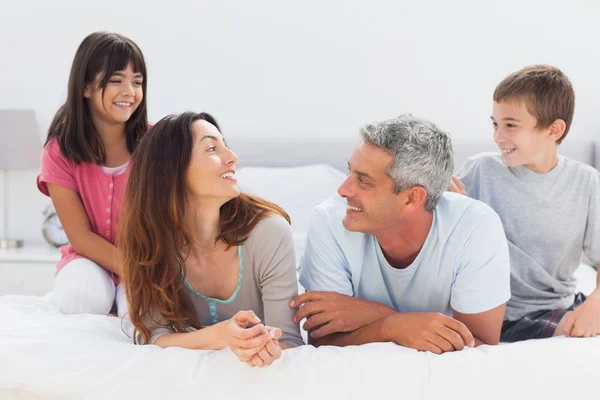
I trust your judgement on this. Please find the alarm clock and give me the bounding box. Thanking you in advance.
[42,205,69,247]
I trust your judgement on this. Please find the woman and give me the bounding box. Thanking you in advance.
[119,112,303,367]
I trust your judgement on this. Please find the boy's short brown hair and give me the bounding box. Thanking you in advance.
[493,65,575,144]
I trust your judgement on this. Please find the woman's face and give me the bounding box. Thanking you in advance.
[186,119,240,203]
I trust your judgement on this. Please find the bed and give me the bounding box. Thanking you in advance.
[1,136,599,400]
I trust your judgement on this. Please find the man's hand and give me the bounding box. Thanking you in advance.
[291,291,394,339]
[384,312,475,354]
[562,293,600,338]
[227,311,276,364]
[447,176,466,195]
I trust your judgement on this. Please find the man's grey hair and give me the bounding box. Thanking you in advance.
[359,114,453,211]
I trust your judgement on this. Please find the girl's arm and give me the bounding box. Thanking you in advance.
[48,183,122,275]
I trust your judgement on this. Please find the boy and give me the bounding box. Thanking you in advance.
[451,65,600,342]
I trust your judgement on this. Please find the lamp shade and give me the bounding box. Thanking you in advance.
[0,109,42,170]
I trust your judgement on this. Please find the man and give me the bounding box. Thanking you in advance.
[293,114,510,353]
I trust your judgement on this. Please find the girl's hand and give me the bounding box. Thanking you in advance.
[227,311,276,363]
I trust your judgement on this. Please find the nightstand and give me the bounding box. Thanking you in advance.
[0,245,60,295]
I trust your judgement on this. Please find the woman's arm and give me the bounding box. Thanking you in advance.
[154,320,229,350]
[48,183,122,275]
[153,311,276,363]
[254,215,304,347]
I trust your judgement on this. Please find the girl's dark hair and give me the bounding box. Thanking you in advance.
[46,31,148,164]
[118,112,290,344]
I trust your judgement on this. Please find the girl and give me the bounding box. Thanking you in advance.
[119,112,304,367]
[37,31,148,316]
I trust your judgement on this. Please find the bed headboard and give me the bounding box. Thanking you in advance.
[227,137,357,172]
[227,136,598,172]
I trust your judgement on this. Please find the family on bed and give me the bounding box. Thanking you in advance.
[35,31,600,367]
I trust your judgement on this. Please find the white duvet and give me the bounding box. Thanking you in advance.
[1,265,599,400]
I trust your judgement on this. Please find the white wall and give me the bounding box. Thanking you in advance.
[1,0,599,244]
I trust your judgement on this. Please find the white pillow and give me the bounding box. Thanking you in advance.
[236,164,346,237]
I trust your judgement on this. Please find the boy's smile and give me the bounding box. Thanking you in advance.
[491,100,560,174]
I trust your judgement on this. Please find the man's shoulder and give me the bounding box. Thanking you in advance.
[312,195,367,244]
[436,192,502,234]
[314,195,349,224]
[438,191,497,213]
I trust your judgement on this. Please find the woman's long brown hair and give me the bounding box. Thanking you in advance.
[118,111,290,344]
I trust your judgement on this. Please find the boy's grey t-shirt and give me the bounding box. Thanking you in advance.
[458,153,600,321]
[147,215,304,347]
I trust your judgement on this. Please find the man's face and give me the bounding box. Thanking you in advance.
[337,141,406,235]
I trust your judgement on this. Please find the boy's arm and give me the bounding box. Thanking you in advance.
[561,172,600,338]
[582,171,600,280]
[454,155,485,199]
[448,176,466,195]
[561,266,600,337]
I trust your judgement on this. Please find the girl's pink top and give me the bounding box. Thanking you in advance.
[37,138,131,283]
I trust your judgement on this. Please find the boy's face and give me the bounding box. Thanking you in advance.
[491,100,557,171]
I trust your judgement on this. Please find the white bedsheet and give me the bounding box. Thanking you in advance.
[1,265,599,400]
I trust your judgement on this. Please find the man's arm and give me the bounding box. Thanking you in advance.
[450,208,511,344]
[291,292,396,340]
[298,206,355,296]
[308,313,391,347]
[453,303,506,345]
[309,311,475,354]
[292,292,475,354]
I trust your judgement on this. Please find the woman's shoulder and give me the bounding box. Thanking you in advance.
[243,213,295,278]
[243,214,293,259]
[249,213,292,241]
